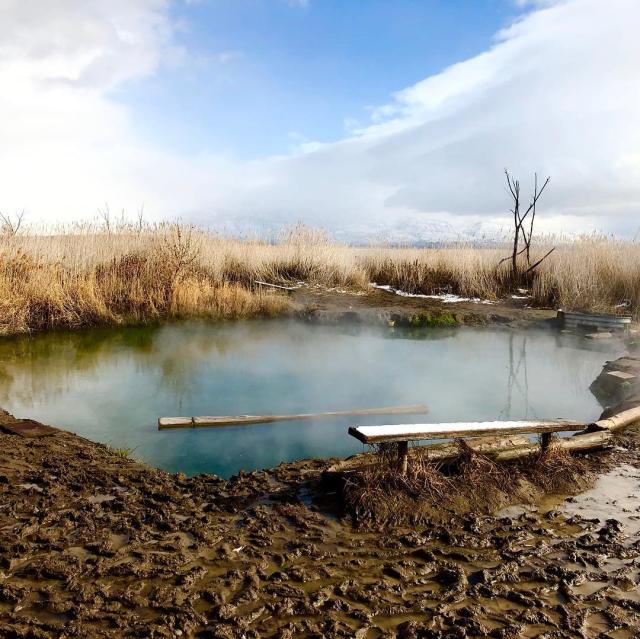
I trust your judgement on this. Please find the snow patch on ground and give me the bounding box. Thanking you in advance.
[353,420,576,439]
[371,283,494,305]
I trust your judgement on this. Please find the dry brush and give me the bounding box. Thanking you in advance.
[0,222,638,336]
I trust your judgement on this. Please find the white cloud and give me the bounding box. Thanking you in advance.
[0,0,639,239]
[0,0,179,89]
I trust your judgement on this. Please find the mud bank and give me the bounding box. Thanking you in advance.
[292,288,560,329]
[1,403,640,638]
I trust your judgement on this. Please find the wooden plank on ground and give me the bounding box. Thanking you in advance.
[254,280,299,291]
[348,419,584,444]
[605,370,636,381]
[325,430,612,476]
[325,434,533,475]
[593,405,640,431]
[0,420,59,438]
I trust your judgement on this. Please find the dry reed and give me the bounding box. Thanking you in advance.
[520,438,590,493]
[343,444,456,527]
[343,438,594,527]
[1,221,638,336]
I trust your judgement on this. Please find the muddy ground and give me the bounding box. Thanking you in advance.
[291,287,560,329]
[1,402,640,639]
[1,304,640,639]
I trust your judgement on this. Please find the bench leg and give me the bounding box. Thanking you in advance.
[541,432,552,452]
[398,441,409,476]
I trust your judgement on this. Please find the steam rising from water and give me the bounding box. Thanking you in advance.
[0,321,624,477]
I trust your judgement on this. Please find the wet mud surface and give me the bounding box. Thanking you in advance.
[292,288,560,329]
[1,404,640,638]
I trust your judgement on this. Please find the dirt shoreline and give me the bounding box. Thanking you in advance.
[291,288,560,329]
[1,403,640,638]
[0,287,564,341]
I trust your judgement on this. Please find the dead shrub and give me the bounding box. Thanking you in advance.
[453,439,517,510]
[520,439,589,493]
[343,436,604,529]
[343,444,456,527]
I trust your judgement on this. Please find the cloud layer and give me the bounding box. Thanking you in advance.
[1,0,639,238]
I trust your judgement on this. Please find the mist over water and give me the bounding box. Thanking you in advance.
[0,321,624,478]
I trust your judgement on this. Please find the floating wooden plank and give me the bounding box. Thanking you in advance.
[158,417,194,428]
[348,419,584,445]
[158,404,429,430]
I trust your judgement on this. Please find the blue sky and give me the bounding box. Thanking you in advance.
[119,0,522,158]
[1,0,639,238]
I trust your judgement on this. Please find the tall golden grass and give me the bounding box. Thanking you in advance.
[0,222,637,336]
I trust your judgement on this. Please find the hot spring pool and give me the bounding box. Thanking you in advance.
[0,321,624,477]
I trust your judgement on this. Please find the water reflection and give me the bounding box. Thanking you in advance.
[502,333,534,419]
[0,321,624,477]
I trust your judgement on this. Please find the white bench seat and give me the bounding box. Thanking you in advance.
[348,419,584,445]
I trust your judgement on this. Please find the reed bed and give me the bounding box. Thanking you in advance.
[0,222,638,336]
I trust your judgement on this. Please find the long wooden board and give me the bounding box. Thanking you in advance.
[348,419,584,444]
[158,404,429,430]
[254,280,299,291]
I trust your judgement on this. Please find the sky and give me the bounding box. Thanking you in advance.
[1,0,639,240]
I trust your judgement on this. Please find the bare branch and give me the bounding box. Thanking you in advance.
[0,210,25,236]
[136,204,145,233]
[498,170,553,285]
[98,204,111,234]
[523,247,556,275]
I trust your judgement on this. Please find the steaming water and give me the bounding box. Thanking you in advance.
[0,321,624,478]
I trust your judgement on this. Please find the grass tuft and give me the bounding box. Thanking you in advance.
[343,444,456,527]
[454,439,514,509]
[520,438,590,493]
[107,445,134,459]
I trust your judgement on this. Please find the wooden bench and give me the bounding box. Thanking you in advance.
[348,419,585,474]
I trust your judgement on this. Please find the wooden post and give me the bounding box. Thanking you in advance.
[540,432,552,451]
[398,441,409,476]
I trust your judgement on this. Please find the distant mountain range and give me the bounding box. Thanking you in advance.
[332,216,510,246]
[207,214,511,246]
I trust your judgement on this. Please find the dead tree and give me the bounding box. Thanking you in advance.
[98,204,111,234]
[0,210,25,236]
[499,170,554,286]
[136,204,145,234]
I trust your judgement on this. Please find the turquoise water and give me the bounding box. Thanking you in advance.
[0,321,623,478]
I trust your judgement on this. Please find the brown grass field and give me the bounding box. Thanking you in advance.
[0,221,638,336]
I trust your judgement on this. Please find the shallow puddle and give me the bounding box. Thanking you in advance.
[559,463,640,538]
